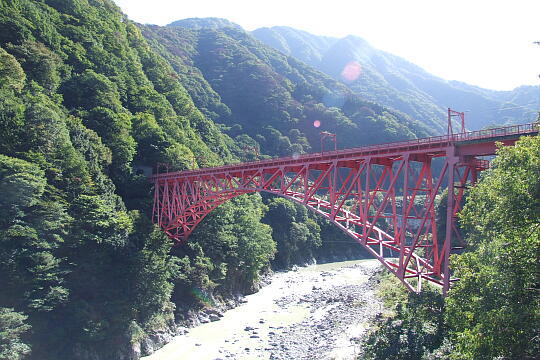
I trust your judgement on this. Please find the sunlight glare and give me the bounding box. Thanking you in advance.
[340,61,362,82]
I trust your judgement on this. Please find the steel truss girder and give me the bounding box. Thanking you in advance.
[152,123,539,293]
[152,146,487,293]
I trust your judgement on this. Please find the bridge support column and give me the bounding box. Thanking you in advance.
[397,154,410,281]
[443,156,458,295]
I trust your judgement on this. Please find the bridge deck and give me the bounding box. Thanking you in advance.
[152,122,537,181]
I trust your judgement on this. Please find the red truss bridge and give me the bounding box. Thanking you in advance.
[151,122,538,294]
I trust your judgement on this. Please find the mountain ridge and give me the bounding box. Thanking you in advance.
[162,17,539,131]
[153,20,434,156]
[251,25,540,130]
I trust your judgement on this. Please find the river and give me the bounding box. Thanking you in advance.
[142,259,383,360]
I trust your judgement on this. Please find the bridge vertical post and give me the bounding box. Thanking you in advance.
[426,159,438,272]
[355,163,364,225]
[471,166,478,184]
[330,161,338,219]
[443,156,458,295]
[303,167,309,198]
[398,154,410,280]
[362,159,371,243]
[448,108,466,135]
[152,178,160,227]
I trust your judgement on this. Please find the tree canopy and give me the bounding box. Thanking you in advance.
[363,134,540,360]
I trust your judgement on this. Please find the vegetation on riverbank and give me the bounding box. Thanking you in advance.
[363,134,540,360]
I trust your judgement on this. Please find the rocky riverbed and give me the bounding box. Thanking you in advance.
[143,259,384,360]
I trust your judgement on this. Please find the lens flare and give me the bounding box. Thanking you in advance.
[340,61,362,82]
[313,120,321,128]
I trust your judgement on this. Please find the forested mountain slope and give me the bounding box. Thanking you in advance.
[142,21,434,159]
[4,4,534,360]
[0,2,429,360]
[253,26,540,130]
[0,1,242,358]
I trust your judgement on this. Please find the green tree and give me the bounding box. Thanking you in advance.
[128,213,179,333]
[0,47,26,154]
[446,136,540,359]
[62,69,123,112]
[363,274,446,360]
[0,308,31,360]
[0,47,26,92]
[0,155,70,357]
[180,194,275,299]
[131,112,170,165]
[84,106,136,176]
[263,197,321,268]
[7,41,63,93]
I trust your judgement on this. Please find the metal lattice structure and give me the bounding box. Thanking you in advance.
[151,122,538,293]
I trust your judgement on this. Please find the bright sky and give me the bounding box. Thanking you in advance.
[113,0,540,91]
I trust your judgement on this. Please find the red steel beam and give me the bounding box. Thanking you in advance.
[151,122,538,292]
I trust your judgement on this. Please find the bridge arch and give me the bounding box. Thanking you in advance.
[165,186,407,279]
[153,152,479,293]
[151,122,538,293]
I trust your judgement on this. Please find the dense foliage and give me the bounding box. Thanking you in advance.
[363,275,447,360]
[253,26,540,131]
[173,194,275,299]
[142,21,432,158]
[363,134,540,359]
[0,0,229,357]
[0,1,408,359]
[448,135,540,359]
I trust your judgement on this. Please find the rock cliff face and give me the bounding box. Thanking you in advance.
[140,321,178,357]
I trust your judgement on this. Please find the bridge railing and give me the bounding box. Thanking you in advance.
[151,122,538,179]
[291,121,539,160]
[323,121,539,156]
[451,122,539,143]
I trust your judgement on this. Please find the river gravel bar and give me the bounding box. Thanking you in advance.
[143,259,383,360]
